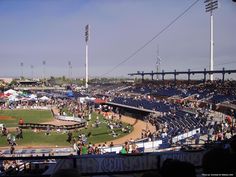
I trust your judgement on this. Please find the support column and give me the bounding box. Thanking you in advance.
[188,69,191,83]
[222,67,225,83]
[203,68,207,83]
[162,70,165,81]
[141,71,144,81]
[174,69,177,83]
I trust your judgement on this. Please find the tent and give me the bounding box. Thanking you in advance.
[94,98,106,104]
[66,90,74,97]
[4,89,18,96]
[28,94,37,101]
[39,96,50,101]
[0,93,7,98]
[8,95,19,102]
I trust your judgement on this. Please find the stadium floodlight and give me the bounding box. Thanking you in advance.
[20,62,24,79]
[85,24,90,89]
[68,61,72,79]
[42,60,46,83]
[204,0,218,81]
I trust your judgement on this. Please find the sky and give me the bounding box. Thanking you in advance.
[0,0,236,79]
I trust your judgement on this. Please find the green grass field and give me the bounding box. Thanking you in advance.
[0,109,54,127]
[0,110,132,147]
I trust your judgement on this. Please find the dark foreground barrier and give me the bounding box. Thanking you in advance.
[0,149,206,176]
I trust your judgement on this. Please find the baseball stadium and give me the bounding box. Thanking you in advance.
[0,0,236,177]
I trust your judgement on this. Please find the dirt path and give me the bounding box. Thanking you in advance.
[105,114,156,145]
[42,119,78,126]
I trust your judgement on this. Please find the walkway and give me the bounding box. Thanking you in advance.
[106,114,156,145]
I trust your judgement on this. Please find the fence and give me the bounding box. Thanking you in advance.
[172,128,200,144]
[55,115,86,123]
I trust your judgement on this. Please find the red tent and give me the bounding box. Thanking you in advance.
[94,98,106,104]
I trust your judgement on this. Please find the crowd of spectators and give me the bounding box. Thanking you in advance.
[0,80,236,175]
[89,80,236,147]
[70,137,140,155]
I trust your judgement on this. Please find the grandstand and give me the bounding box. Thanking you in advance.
[0,0,236,175]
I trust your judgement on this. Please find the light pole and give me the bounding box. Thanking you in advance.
[85,24,89,89]
[204,0,218,81]
[42,60,46,84]
[68,61,71,79]
[70,64,72,80]
[20,62,24,79]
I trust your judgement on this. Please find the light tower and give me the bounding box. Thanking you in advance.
[85,24,89,89]
[68,61,71,79]
[42,60,46,84]
[20,62,24,79]
[204,0,218,81]
[156,45,161,80]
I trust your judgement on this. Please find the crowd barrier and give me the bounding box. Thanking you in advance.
[99,139,163,154]
[55,115,86,123]
[15,106,51,110]
[172,128,200,144]
[19,122,86,130]
[44,150,206,175]
[99,127,200,154]
[0,149,207,176]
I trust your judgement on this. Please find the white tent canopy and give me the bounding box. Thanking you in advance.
[4,89,18,96]
[79,96,96,103]
[8,95,19,102]
[39,96,50,101]
[29,94,37,99]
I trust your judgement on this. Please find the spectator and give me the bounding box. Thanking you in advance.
[119,146,127,154]
[2,126,7,136]
[131,143,139,153]
[194,130,200,145]
[18,118,24,125]
[109,142,114,147]
[81,143,88,155]
[124,141,129,152]
[66,131,72,143]
[207,126,214,142]
[87,144,94,154]
[10,145,15,155]
[46,125,50,135]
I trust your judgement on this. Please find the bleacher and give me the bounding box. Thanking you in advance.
[208,94,236,104]
[111,97,171,112]
[146,109,207,147]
